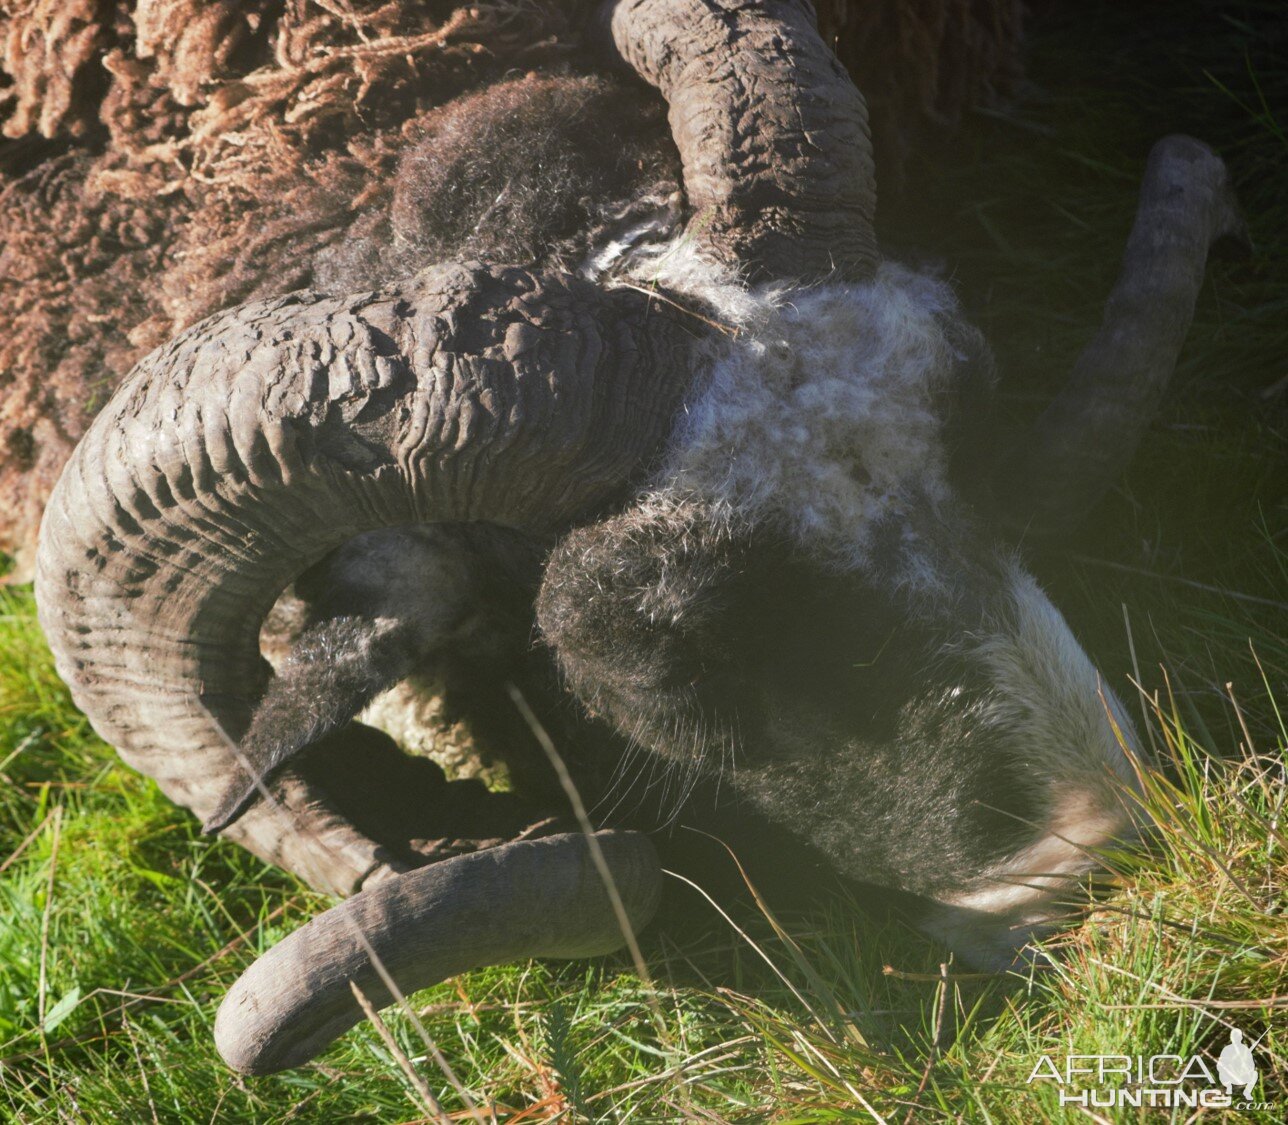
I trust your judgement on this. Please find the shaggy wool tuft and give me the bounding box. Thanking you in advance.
[616,240,972,572]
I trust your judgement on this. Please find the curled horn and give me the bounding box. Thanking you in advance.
[999,135,1249,534]
[599,0,879,282]
[215,832,662,1075]
[38,3,874,894]
[36,265,696,894]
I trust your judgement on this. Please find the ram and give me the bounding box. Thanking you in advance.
[32,0,1244,1074]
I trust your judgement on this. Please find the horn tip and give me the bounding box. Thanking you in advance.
[215,966,352,1075]
[1150,133,1250,256]
[202,784,258,835]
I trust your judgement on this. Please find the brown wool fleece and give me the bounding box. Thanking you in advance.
[0,0,1024,574]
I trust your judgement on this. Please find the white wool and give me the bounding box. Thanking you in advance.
[621,238,966,569]
[919,787,1135,967]
[920,569,1145,965]
[975,565,1142,792]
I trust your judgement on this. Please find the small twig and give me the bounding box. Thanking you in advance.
[350,981,448,1124]
[902,963,951,1125]
[0,810,53,877]
[37,806,64,1032]
[881,966,1006,982]
[612,279,742,337]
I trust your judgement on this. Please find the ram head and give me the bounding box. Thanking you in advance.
[32,0,1246,1074]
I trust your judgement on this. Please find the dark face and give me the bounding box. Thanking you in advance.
[718,556,1046,897]
[535,495,1130,903]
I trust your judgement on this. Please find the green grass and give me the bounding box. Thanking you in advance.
[1,1,1285,1120]
[1,585,1284,1121]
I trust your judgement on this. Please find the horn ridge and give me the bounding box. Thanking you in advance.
[36,265,696,892]
[997,135,1248,535]
[214,831,663,1075]
[599,0,879,281]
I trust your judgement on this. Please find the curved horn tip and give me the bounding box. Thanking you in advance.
[994,132,1248,536]
[213,831,662,1075]
[1150,134,1250,254]
[215,1001,352,1076]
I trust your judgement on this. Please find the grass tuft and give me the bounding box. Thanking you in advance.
[3,573,1282,1118]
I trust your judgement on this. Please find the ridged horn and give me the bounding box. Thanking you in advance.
[998,135,1249,534]
[598,0,878,282]
[215,831,661,1074]
[35,264,697,895]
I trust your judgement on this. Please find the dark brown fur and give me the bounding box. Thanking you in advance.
[0,1,1024,574]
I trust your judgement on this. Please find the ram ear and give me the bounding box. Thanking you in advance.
[535,494,756,748]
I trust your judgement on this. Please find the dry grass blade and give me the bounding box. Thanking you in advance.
[350,981,449,1123]
[664,868,832,1035]
[1095,996,1288,1010]
[1072,555,1288,612]
[121,1013,160,1125]
[0,809,52,878]
[504,681,670,1045]
[1084,958,1288,1071]
[681,826,869,1050]
[0,898,300,1066]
